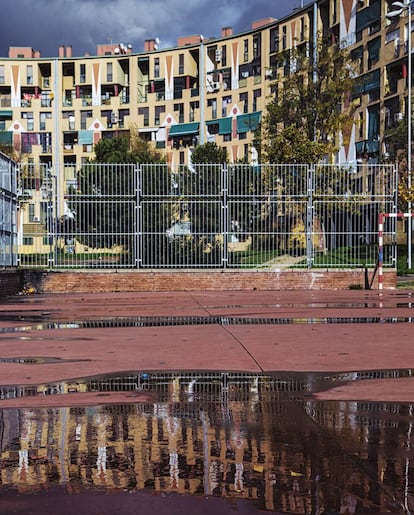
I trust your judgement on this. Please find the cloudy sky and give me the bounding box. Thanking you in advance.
[0,0,311,58]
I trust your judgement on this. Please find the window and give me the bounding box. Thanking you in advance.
[26,65,33,84]
[189,101,198,122]
[386,28,400,44]
[253,89,261,112]
[243,40,249,62]
[39,112,47,130]
[222,96,231,117]
[174,103,184,123]
[154,105,165,125]
[23,112,34,130]
[359,112,364,138]
[300,18,305,41]
[23,237,34,245]
[179,54,184,74]
[138,106,149,126]
[107,62,113,82]
[239,92,248,113]
[253,36,260,59]
[282,26,287,50]
[28,204,35,222]
[221,46,227,66]
[80,63,86,83]
[270,27,279,53]
[80,110,92,130]
[208,98,217,119]
[154,58,160,78]
[0,65,4,84]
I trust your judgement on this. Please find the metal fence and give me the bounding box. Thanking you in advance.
[0,152,17,267]
[17,162,397,269]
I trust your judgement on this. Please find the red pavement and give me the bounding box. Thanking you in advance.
[0,289,413,406]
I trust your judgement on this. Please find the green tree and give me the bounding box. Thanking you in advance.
[70,135,166,261]
[385,119,414,212]
[253,36,357,258]
[190,142,228,164]
[163,143,228,265]
[258,35,355,165]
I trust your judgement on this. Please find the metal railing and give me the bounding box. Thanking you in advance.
[17,162,397,270]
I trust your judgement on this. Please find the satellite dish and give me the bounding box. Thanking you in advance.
[155,37,160,45]
[114,47,120,54]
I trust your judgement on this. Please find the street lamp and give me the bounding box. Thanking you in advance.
[387,1,413,269]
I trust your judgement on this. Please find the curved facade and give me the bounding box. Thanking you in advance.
[0,0,407,168]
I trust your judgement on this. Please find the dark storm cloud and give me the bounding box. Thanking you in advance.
[0,0,310,58]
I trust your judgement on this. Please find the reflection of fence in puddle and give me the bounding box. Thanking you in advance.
[1,369,414,402]
[1,315,414,335]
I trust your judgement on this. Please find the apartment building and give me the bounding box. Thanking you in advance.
[0,0,405,171]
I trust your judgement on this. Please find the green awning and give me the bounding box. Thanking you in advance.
[249,111,262,131]
[237,114,250,134]
[219,117,232,135]
[169,122,199,137]
[78,130,93,145]
[206,118,232,134]
[0,111,13,121]
[237,112,262,134]
[0,131,12,146]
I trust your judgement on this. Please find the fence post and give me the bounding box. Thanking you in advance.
[222,164,228,269]
[136,164,142,269]
[47,166,56,269]
[306,165,313,269]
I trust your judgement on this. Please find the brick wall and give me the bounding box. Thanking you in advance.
[0,270,24,298]
[23,269,396,293]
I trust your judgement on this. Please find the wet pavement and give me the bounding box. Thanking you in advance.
[0,289,414,514]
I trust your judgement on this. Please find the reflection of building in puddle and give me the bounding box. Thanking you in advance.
[0,387,412,513]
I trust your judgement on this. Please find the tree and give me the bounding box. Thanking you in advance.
[69,135,166,260]
[165,142,228,265]
[190,142,228,164]
[258,35,355,165]
[252,36,358,257]
[385,119,414,212]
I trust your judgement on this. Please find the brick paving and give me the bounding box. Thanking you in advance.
[0,289,413,405]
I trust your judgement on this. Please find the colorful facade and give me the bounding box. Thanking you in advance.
[0,0,405,172]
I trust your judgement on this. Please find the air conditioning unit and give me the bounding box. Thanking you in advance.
[211,82,221,91]
[110,111,118,124]
[394,112,404,122]
[33,216,40,223]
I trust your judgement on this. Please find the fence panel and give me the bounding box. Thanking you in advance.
[16,162,397,270]
[0,153,17,267]
[311,163,397,268]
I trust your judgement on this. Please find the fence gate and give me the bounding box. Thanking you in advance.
[16,162,397,270]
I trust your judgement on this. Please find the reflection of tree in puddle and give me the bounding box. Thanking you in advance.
[0,393,412,513]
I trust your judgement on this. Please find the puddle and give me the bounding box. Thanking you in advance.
[0,356,91,364]
[0,371,413,514]
[0,315,413,334]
